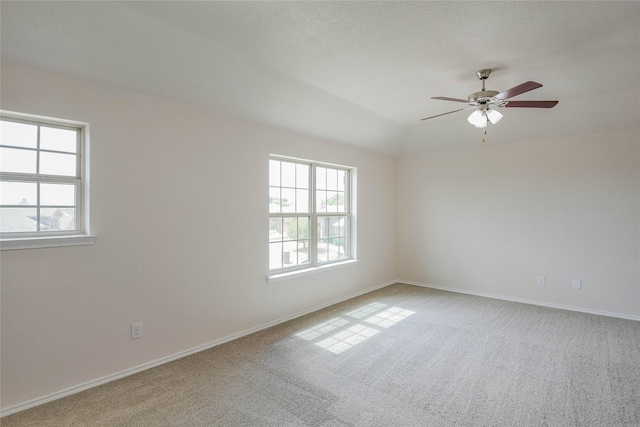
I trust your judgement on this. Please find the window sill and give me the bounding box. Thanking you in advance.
[268,259,359,284]
[1,234,98,251]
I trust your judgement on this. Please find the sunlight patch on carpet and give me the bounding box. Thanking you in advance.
[294,302,416,354]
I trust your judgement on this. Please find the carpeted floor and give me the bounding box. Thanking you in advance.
[3,283,640,426]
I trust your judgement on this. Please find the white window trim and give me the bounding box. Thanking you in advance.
[268,155,357,280]
[267,259,360,284]
[0,110,96,250]
[1,234,97,251]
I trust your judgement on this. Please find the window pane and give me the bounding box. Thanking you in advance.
[319,214,349,261]
[40,127,77,153]
[291,241,307,266]
[317,239,329,262]
[0,207,37,232]
[332,216,343,237]
[269,218,282,242]
[281,161,296,188]
[340,238,349,259]
[326,191,338,213]
[0,181,37,206]
[340,216,350,238]
[337,170,347,191]
[283,240,297,267]
[40,208,76,231]
[270,242,283,270]
[41,183,75,206]
[296,189,309,213]
[296,164,309,189]
[318,215,348,240]
[281,188,295,213]
[269,187,281,213]
[334,216,348,238]
[0,147,36,174]
[316,190,327,213]
[328,238,349,261]
[316,167,327,190]
[333,192,347,213]
[40,152,76,176]
[317,216,329,239]
[283,217,297,241]
[326,168,338,191]
[0,120,37,149]
[269,160,280,186]
[297,241,310,264]
[298,216,309,239]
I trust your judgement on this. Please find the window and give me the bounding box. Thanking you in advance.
[269,156,354,273]
[0,111,94,249]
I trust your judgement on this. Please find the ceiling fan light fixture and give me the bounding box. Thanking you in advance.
[486,108,503,124]
[467,110,488,128]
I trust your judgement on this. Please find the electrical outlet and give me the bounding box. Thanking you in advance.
[131,322,143,339]
[537,276,546,286]
[572,279,582,290]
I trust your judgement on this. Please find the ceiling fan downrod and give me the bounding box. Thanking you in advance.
[476,69,492,91]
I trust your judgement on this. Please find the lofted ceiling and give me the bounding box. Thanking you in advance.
[1,1,639,154]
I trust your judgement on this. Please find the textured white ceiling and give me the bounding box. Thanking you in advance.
[2,1,639,153]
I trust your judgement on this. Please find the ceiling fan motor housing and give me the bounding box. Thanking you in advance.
[469,69,499,105]
[468,90,499,105]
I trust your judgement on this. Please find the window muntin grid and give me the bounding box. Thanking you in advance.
[269,157,351,272]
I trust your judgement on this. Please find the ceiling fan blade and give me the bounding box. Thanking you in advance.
[431,96,468,103]
[420,107,474,121]
[504,100,558,108]
[495,81,543,100]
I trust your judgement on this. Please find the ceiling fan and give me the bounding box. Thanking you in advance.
[420,69,558,128]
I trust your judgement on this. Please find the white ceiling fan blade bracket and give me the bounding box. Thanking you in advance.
[490,98,509,108]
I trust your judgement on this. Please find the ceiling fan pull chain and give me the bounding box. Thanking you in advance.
[483,129,487,143]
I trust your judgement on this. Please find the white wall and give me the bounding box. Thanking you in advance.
[398,129,640,318]
[2,60,639,414]
[0,62,398,411]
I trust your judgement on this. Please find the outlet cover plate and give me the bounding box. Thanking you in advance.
[131,322,143,339]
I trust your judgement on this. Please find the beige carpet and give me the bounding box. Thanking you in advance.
[3,283,640,426]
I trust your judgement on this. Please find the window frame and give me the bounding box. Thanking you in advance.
[0,110,96,250]
[269,155,356,278]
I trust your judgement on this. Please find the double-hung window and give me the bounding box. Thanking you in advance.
[269,156,354,273]
[0,111,94,249]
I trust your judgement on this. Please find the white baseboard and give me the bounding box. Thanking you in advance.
[400,280,640,321]
[0,280,396,418]
[7,279,633,417]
